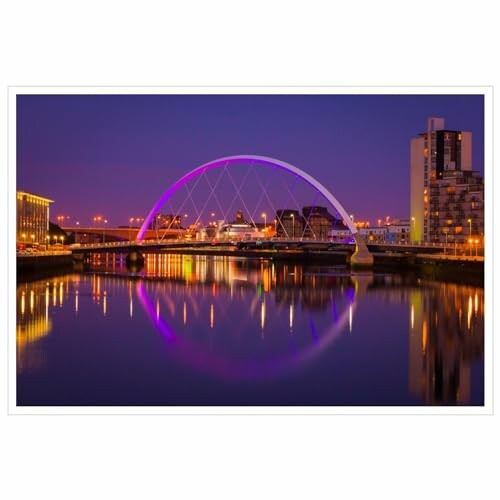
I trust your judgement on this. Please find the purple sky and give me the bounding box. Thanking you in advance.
[16,94,484,227]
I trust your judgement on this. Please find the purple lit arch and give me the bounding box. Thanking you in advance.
[137,155,358,241]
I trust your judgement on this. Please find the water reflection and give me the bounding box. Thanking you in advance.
[408,283,484,405]
[16,254,484,405]
[17,281,54,373]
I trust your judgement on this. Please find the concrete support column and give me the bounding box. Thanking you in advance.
[350,233,374,269]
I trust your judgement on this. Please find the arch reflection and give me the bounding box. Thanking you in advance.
[136,257,366,380]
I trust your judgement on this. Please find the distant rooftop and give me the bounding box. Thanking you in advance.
[16,190,54,203]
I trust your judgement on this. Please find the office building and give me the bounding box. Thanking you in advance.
[275,209,304,238]
[301,206,336,239]
[16,191,53,245]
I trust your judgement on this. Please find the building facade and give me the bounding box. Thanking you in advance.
[429,170,484,244]
[16,191,53,245]
[275,209,304,238]
[386,220,410,244]
[301,206,335,239]
[410,117,473,243]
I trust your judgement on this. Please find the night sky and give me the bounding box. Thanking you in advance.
[16,93,484,227]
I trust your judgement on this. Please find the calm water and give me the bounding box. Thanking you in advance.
[16,254,484,406]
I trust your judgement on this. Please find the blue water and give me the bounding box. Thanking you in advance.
[16,254,484,406]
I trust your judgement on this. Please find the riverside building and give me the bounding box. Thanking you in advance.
[410,117,483,244]
[16,191,53,245]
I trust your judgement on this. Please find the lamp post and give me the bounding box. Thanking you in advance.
[467,218,472,256]
[443,227,449,255]
[261,212,267,235]
[291,213,295,239]
[103,219,107,243]
[475,239,479,257]
[411,217,415,243]
[274,219,277,237]
[129,217,134,242]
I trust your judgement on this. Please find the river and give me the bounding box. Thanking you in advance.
[16,253,484,406]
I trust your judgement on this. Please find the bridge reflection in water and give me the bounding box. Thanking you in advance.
[16,253,484,405]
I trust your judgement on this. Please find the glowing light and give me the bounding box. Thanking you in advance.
[467,296,472,330]
[422,320,428,353]
[156,298,160,320]
[260,300,266,333]
[349,304,353,332]
[103,291,107,316]
[75,290,79,314]
[474,293,478,314]
[59,282,63,307]
[289,303,294,332]
[45,286,49,320]
[129,297,133,318]
[30,290,34,314]
[137,155,359,241]
[183,301,187,325]
[21,292,25,315]
[410,304,414,330]
[210,303,214,329]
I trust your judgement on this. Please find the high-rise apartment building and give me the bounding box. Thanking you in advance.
[429,170,483,244]
[410,117,482,244]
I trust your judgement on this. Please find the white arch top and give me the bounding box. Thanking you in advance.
[137,155,358,240]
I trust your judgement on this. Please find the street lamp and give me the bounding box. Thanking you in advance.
[103,219,108,243]
[261,212,267,235]
[443,227,449,255]
[467,218,472,256]
[291,213,295,239]
[475,239,479,257]
[129,217,134,242]
[60,235,65,246]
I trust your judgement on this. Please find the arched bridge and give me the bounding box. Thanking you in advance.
[137,155,373,268]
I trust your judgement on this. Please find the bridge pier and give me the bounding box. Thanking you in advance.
[350,234,374,269]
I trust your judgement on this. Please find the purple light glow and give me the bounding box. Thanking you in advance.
[135,280,355,381]
[137,155,358,240]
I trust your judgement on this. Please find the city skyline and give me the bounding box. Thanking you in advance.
[16,93,484,226]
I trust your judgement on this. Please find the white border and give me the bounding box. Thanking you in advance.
[8,86,493,416]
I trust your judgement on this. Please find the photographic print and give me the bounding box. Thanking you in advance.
[13,89,486,411]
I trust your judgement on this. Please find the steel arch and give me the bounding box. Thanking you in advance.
[137,155,358,241]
